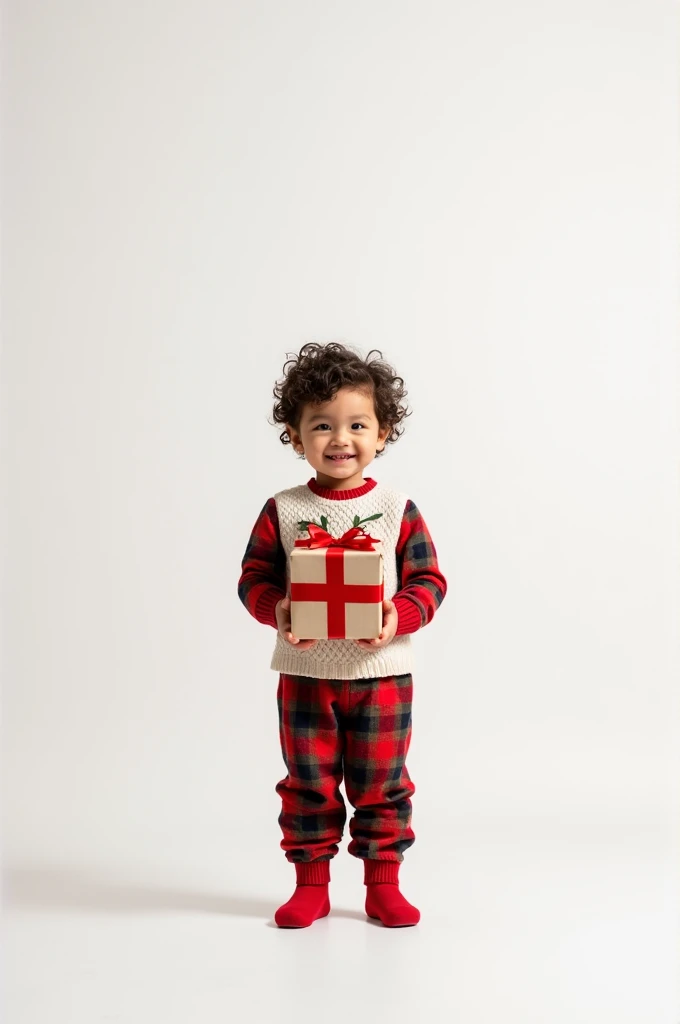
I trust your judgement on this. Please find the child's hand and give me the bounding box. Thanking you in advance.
[275,595,318,651]
[354,599,398,650]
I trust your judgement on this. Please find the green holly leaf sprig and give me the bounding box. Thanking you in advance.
[297,514,330,533]
[352,513,383,529]
[297,512,383,535]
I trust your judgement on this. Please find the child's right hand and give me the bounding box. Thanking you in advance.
[275,595,318,650]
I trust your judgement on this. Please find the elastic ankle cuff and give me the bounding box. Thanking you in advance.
[364,859,400,885]
[295,859,331,885]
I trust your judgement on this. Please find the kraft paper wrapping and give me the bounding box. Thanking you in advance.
[289,540,384,640]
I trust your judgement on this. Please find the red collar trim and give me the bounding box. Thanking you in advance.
[306,476,377,500]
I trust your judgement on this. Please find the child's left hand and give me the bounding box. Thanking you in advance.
[354,599,398,650]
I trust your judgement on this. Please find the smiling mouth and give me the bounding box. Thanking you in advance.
[326,455,355,461]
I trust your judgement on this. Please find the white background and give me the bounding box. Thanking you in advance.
[2,2,678,1022]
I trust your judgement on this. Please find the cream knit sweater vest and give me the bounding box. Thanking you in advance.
[270,481,415,679]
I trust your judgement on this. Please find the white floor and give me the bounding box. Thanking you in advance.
[3,818,676,1024]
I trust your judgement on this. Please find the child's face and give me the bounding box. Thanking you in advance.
[286,386,390,488]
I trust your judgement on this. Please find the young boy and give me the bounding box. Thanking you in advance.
[237,342,447,928]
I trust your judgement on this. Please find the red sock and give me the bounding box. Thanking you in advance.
[364,860,420,927]
[275,860,331,928]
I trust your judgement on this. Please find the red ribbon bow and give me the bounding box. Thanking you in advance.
[294,523,379,550]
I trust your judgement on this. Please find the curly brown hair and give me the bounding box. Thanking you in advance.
[270,341,411,459]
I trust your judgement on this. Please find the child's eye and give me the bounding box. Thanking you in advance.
[313,423,365,431]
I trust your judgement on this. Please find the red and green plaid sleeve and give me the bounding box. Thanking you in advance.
[392,499,448,635]
[237,498,287,628]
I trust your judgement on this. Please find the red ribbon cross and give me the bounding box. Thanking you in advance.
[291,524,384,639]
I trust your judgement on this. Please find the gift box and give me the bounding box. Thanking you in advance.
[290,517,384,640]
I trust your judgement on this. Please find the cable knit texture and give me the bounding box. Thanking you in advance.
[270,480,413,679]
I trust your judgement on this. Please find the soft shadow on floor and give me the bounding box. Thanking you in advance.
[262,913,376,929]
[5,863,282,919]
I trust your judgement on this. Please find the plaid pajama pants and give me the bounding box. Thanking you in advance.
[275,671,416,864]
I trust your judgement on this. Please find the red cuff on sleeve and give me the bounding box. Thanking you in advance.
[255,588,286,629]
[393,595,423,635]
